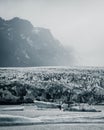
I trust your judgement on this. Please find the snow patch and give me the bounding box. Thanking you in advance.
[8,33,10,36]
[25,53,30,59]
[26,37,33,47]
[20,34,26,39]
[7,28,12,31]
[23,50,30,59]
[7,31,13,40]
[32,28,40,34]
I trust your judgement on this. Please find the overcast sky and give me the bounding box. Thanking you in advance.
[0,0,104,66]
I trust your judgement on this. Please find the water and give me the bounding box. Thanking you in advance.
[1,123,104,130]
[0,105,104,130]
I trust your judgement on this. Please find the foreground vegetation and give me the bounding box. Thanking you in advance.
[0,67,104,105]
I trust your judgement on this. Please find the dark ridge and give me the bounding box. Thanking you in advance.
[0,17,74,67]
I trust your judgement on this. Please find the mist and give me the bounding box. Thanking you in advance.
[0,0,104,66]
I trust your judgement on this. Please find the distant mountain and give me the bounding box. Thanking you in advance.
[0,17,73,67]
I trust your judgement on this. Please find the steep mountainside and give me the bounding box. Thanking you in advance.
[0,17,73,67]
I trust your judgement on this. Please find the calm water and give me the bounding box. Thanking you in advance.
[0,105,104,130]
[1,124,104,130]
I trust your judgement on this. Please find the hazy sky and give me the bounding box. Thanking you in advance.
[0,0,104,66]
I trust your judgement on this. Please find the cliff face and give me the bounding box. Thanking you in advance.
[0,17,72,67]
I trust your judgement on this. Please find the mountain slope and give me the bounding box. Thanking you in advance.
[0,17,73,67]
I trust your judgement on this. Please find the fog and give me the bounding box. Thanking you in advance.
[0,0,104,66]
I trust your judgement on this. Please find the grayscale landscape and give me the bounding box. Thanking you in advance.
[0,0,104,130]
[0,67,104,130]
